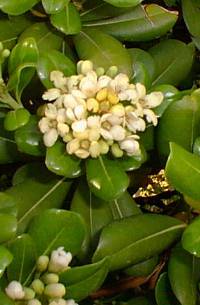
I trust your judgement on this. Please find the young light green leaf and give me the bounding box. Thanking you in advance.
[6,163,72,233]
[59,258,109,301]
[182,0,200,37]
[155,272,180,305]
[0,213,17,243]
[149,39,194,86]
[37,50,76,89]
[50,3,81,35]
[156,94,200,158]
[74,28,132,77]
[28,209,86,256]
[103,0,142,7]
[165,142,200,200]
[7,234,37,285]
[0,246,13,278]
[42,0,67,14]
[168,243,200,305]
[0,0,39,15]
[93,214,185,271]
[83,5,178,42]
[0,192,17,216]
[124,256,159,277]
[45,140,82,178]
[182,216,200,257]
[19,22,63,53]
[86,155,129,201]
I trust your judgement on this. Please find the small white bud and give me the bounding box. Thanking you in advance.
[28,299,42,305]
[106,66,118,78]
[24,287,35,300]
[97,75,112,90]
[38,117,50,134]
[43,89,61,101]
[31,279,44,295]
[43,128,58,147]
[50,71,66,89]
[74,105,86,120]
[44,283,66,298]
[49,299,68,305]
[63,94,77,109]
[48,247,72,273]
[74,149,90,159]
[57,108,66,123]
[120,138,141,156]
[79,77,97,98]
[111,143,123,158]
[143,109,158,126]
[67,139,80,154]
[71,119,87,133]
[89,141,101,158]
[144,92,164,108]
[45,103,58,120]
[5,281,25,300]
[42,273,59,284]
[136,83,146,99]
[88,128,100,142]
[80,60,93,75]
[36,255,49,272]
[65,299,79,305]
[110,125,126,141]
[57,123,70,137]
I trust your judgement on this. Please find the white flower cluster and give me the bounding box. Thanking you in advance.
[5,247,77,305]
[38,61,163,159]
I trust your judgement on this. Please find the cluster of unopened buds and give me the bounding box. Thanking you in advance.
[38,60,164,159]
[5,247,78,305]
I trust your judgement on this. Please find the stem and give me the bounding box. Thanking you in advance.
[1,91,21,110]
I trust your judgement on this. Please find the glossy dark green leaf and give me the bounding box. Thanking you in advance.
[124,256,158,277]
[149,39,194,86]
[37,50,76,89]
[83,5,178,42]
[139,126,154,151]
[19,23,63,52]
[0,192,17,216]
[182,216,200,257]
[103,0,142,7]
[28,209,85,256]
[0,16,32,49]
[6,163,72,233]
[0,246,13,278]
[168,243,200,305]
[0,213,17,243]
[60,258,109,301]
[182,0,200,37]
[7,234,36,285]
[165,143,200,200]
[132,62,151,88]
[0,292,14,305]
[8,38,39,101]
[42,0,67,14]
[14,115,45,157]
[86,155,129,201]
[74,28,132,77]
[156,94,200,158]
[155,272,180,305]
[51,3,81,35]
[45,140,81,178]
[0,0,39,15]
[4,109,30,132]
[117,145,147,171]
[71,181,141,258]
[93,214,185,271]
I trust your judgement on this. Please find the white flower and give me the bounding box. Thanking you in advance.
[63,94,78,109]
[136,83,146,99]
[65,299,79,305]
[97,75,112,90]
[110,125,126,141]
[78,60,93,75]
[120,137,141,156]
[38,117,50,134]
[67,139,80,154]
[74,105,86,120]
[5,281,25,300]
[79,72,97,98]
[87,115,101,128]
[43,88,61,101]
[144,92,163,108]
[57,108,66,123]
[28,299,42,305]
[45,103,57,120]
[43,129,58,147]
[126,112,146,133]
[57,123,69,137]
[72,119,87,133]
[48,247,72,273]
[50,71,66,89]
[143,109,158,126]
[75,148,90,159]
[49,299,68,305]
[66,75,82,91]
[89,141,101,158]
[110,73,129,92]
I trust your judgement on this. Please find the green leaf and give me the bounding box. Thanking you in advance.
[0,0,39,15]
[117,145,147,171]
[124,256,159,277]
[168,243,200,305]
[86,155,129,201]
[0,291,14,305]
[28,209,85,256]
[74,28,132,77]
[156,94,200,159]
[19,22,63,53]
[45,140,82,178]
[103,0,142,7]
[42,0,67,14]
[7,234,36,285]
[182,216,200,257]
[182,0,200,37]
[59,258,109,301]
[0,246,13,278]
[120,296,154,305]
[14,115,45,157]
[37,50,76,89]
[193,137,200,156]
[4,109,30,132]
[71,181,141,258]
[5,163,72,233]
[149,39,194,86]
[0,213,17,243]
[93,214,185,271]
[0,192,17,216]
[83,5,178,42]
[0,16,32,50]
[51,3,81,35]
[8,37,39,101]
[165,143,200,200]
[155,272,180,305]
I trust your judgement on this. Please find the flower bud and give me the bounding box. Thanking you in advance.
[96,67,105,77]
[65,299,79,305]
[5,281,25,300]
[49,299,67,305]
[106,66,118,78]
[36,255,49,272]
[28,299,42,305]
[99,140,109,154]
[89,141,101,158]
[2,49,10,58]
[31,279,44,295]
[44,283,66,299]
[80,60,93,75]
[48,247,72,273]
[111,143,123,158]
[43,128,58,147]
[24,287,35,300]
[42,273,59,285]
